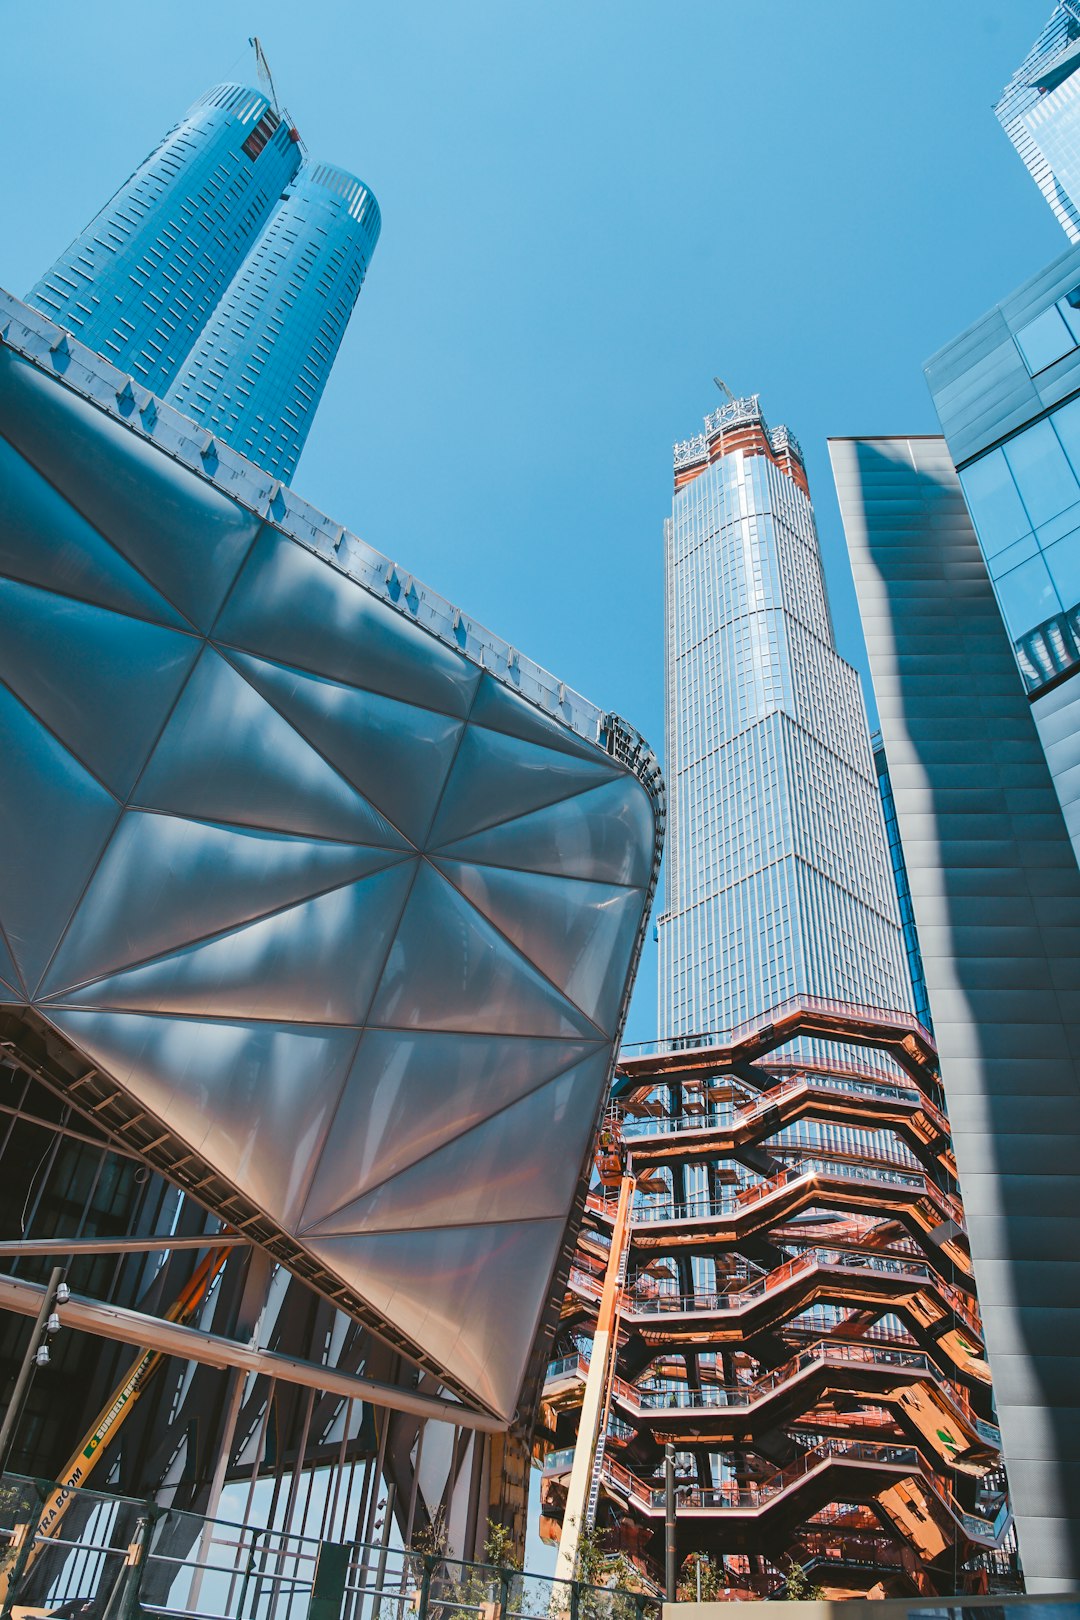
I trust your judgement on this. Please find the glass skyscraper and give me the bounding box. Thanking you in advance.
[995,2,1080,242]
[165,164,381,484]
[27,85,303,396]
[26,83,379,485]
[657,395,911,1041]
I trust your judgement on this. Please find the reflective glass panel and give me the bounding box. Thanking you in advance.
[987,532,1039,579]
[1003,419,1080,527]
[1015,304,1076,373]
[959,450,1031,558]
[1035,500,1080,549]
[1052,392,1080,474]
[1042,531,1080,611]
[993,552,1062,639]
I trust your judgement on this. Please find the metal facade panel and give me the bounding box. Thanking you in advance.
[926,241,1080,467]
[1033,673,1080,862]
[830,433,1080,1589]
[0,303,662,1423]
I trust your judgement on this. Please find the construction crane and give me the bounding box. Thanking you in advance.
[0,1245,231,1612]
[249,36,280,115]
[713,376,735,401]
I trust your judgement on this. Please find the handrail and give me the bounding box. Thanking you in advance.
[569,1241,981,1335]
[591,1438,1007,1543]
[619,1070,937,1142]
[618,995,934,1062]
[624,1156,963,1226]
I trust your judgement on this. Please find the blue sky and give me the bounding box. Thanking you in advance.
[2,0,1065,1055]
[3,0,1071,1575]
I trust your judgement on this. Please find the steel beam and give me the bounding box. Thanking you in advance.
[0,1271,504,1434]
[0,1233,248,1257]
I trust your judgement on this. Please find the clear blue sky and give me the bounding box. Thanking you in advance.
[2,0,1065,1055]
[3,1,1069,1573]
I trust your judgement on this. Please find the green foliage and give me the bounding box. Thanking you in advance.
[781,1557,825,1601]
[675,1552,725,1602]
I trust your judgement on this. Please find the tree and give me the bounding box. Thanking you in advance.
[781,1557,825,1600]
[676,1553,725,1602]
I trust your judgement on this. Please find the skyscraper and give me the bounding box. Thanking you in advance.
[658,394,911,1042]
[27,84,303,396]
[923,242,1080,863]
[26,82,380,485]
[165,163,381,484]
[831,433,1080,1592]
[535,397,1011,1599]
[995,2,1080,242]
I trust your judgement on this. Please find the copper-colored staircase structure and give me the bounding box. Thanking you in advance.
[535,998,1020,1598]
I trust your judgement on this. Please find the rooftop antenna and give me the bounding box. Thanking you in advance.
[713,376,735,402]
[250,36,280,116]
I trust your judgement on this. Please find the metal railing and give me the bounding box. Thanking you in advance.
[619,1069,931,1140]
[0,1473,658,1620]
[618,994,933,1062]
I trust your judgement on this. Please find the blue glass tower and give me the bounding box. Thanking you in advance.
[658,396,911,1042]
[26,84,303,396]
[165,163,381,484]
[995,3,1080,242]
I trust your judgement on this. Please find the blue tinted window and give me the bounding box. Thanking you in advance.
[959,450,1031,558]
[1015,305,1076,373]
[1004,419,1080,527]
[1052,393,1080,474]
[987,532,1039,579]
[1043,530,1080,611]
[994,552,1061,639]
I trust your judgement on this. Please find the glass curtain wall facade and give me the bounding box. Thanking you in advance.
[872,736,933,1035]
[995,2,1080,242]
[25,83,379,486]
[26,85,302,397]
[657,396,911,1042]
[924,239,1080,861]
[165,164,381,484]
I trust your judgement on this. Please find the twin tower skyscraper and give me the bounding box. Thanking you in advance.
[27,82,380,484]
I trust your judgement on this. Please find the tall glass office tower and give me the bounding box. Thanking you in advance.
[26,85,303,396]
[165,164,381,484]
[995,2,1080,242]
[25,83,379,484]
[657,395,910,1040]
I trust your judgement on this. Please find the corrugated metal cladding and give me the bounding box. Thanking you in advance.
[0,302,661,1426]
[830,433,1080,1592]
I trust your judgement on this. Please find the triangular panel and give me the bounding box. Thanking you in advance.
[0,351,260,631]
[214,527,480,718]
[0,682,119,992]
[0,433,189,629]
[367,862,598,1037]
[434,859,644,1033]
[306,1218,566,1419]
[43,813,404,996]
[427,724,620,849]
[134,650,408,847]
[0,578,200,797]
[436,775,655,886]
[41,1007,358,1231]
[0,925,24,999]
[226,649,464,844]
[49,860,418,1025]
[305,1048,609,1235]
[300,1031,603,1230]
[467,673,610,763]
